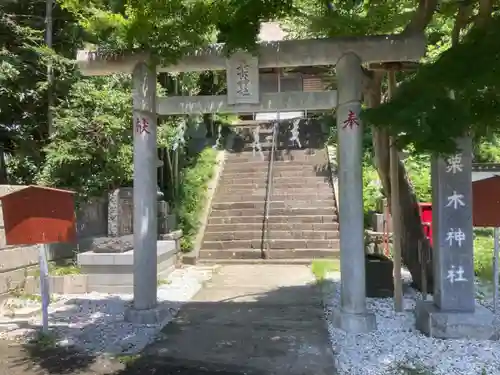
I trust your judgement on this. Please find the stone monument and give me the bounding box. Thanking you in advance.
[415,137,497,339]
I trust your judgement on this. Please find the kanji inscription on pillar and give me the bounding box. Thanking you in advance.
[226,51,259,105]
[135,116,150,135]
[432,138,475,312]
[342,110,360,129]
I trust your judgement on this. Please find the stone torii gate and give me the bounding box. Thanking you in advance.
[77,33,424,331]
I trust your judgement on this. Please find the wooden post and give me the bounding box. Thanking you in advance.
[388,70,403,312]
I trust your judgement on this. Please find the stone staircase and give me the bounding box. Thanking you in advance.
[199,120,340,263]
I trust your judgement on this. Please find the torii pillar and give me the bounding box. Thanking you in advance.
[130,62,158,311]
[333,52,376,333]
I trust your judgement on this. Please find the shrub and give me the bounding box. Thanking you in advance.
[175,147,217,251]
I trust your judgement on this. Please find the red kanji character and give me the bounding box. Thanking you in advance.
[135,117,150,135]
[342,110,359,129]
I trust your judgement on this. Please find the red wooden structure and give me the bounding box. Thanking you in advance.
[472,175,500,227]
[418,203,433,246]
[0,185,76,245]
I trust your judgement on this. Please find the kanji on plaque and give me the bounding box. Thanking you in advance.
[445,153,463,174]
[235,63,251,97]
[446,265,467,284]
[135,117,150,135]
[446,190,465,209]
[446,228,466,247]
[342,110,359,129]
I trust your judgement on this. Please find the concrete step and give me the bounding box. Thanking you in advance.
[203,230,339,241]
[226,153,327,163]
[205,222,339,232]
[209,207,336,217]
[211,200,336,211]
[213,193,335,203]
[208,214,338,225]
[219,176,330,186]
[215,189,334,198]
[199,248,339,260]
[217,184,333,192]
[196,258,334,265]
[202,239,339,250]
[217,185,333,192]
[223,161,329,172]
[226,148,327,158]
[222,168,331,179]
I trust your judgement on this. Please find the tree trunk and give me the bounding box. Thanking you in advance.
[361,0,440,292]
[366,72,433,291]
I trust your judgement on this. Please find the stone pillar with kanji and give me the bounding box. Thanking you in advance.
[130,62,158,311]
[331,52,376,333]
[416,137,496,339]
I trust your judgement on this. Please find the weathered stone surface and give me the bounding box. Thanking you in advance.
[90,235,134,253]
[415,300,497,340]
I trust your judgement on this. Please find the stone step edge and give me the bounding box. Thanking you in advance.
[200,238,340,247]
[195,259,336,265]
[203,229,339,235]
[211,202,336,207]
[199,248,340,253]
[208,214,338,219]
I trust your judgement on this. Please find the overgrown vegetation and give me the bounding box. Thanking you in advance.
[176,147,217,251]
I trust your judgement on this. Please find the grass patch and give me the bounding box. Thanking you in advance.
[311,259,340,281]
[157,278,171,286]
[474,228,496,282]
[9,289,56,303]
[31,261,81,277]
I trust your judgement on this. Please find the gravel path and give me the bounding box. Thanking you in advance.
[324,272,500,375]
[0,266,216,356]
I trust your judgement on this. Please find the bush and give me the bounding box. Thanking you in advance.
[37,75,133,199]
[175,147,217,251]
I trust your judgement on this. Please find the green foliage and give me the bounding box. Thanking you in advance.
[362,149,431,226]
[0,0,83,183]
[474,228,495,282]
[363,15,500,155]
[175,147,217,251]
[37,75,133,198]
[285,0,416,38]
[474,134,500,163]
[61,0,295,60]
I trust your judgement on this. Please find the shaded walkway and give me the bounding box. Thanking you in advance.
[138,265,336,375]
[0,265,336,375]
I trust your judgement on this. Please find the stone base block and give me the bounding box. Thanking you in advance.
[124,302,176,325]
[415,300,498,340]
[330,307,377,333]
[24,275,89,295]
[77,240,178,294]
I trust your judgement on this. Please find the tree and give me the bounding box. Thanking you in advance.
[37,75,134,197]
[60,0,498,289]
[0,0,83,182]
